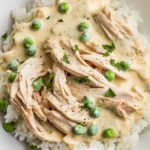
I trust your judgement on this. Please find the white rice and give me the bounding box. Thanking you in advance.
[4,103,150,150]
[1,0,150,150]
[4,105,20,123]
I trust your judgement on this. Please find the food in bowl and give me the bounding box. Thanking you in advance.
[0,0,150,150]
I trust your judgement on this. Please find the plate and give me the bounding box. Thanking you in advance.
[0,0,150,150]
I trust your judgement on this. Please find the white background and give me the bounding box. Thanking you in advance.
[0,0,150,150]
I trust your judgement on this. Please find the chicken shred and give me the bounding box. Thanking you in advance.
[45,38,114,88]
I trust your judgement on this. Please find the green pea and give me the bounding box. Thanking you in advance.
[3,122,15,133]
[90,107,100,118]
[8,60,19,71]
[32,78,44,92]
[8,72,16,83]
[103,128,116,138]
[104,70,116,82]
[0,99,6,110]
[29,145,39,150]
[32,20,42,30]
[58,2,70,13]
[78,22,89,32]
[88,124,98,136]
[73,124,86,135]
[80,31,91,42]
[23,37,34,49]
[26,45,37,56]
[83,96,95,109]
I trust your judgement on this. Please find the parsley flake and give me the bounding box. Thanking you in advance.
[43,72,55,90]
[74,76,89,84]
[102,42,115,56]
[63,53,70,64]
[1,32,8,41]
[105,88,116,97]
[110,59,130,71]
[73,44,79,52]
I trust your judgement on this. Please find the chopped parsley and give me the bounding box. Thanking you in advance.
[1,32,8,41]
[102,42,115,56]
[74,76,89,84]
[105,88,116,97]
[110,59,130,71]
[58,19,64,22]
[63,53,70,64]
[43,72,55,90]
[32,72,55,92]
[17,59,25,64]
[29,145,39,150]
[72,44,79,52]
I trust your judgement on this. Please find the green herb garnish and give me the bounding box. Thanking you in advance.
[73,44,79,52]
[105,88,116,97]
[29,145,39,150]
[17,59,25,64]
[74,76,89,84]
[63,53,70,64]
[102,42,115,56]
[43,72,55,90]
[1,32,8,40]
[110,59,130,71]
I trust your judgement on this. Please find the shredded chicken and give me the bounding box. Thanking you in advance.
[85,42,106,54]
[45,38,114,88]
[9,58,47,120]
[53,63,78,104]
[68,80,143,118]
[69,79,108,101]
[49,64,91,124]
[18,58,47,107]
[97,94,143,118]
[93,7,145,55]
[10,92,63,142]
[93,7,133,40]
[44,109,76,134]
[81,53,128,79]
[46,92,90,125]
